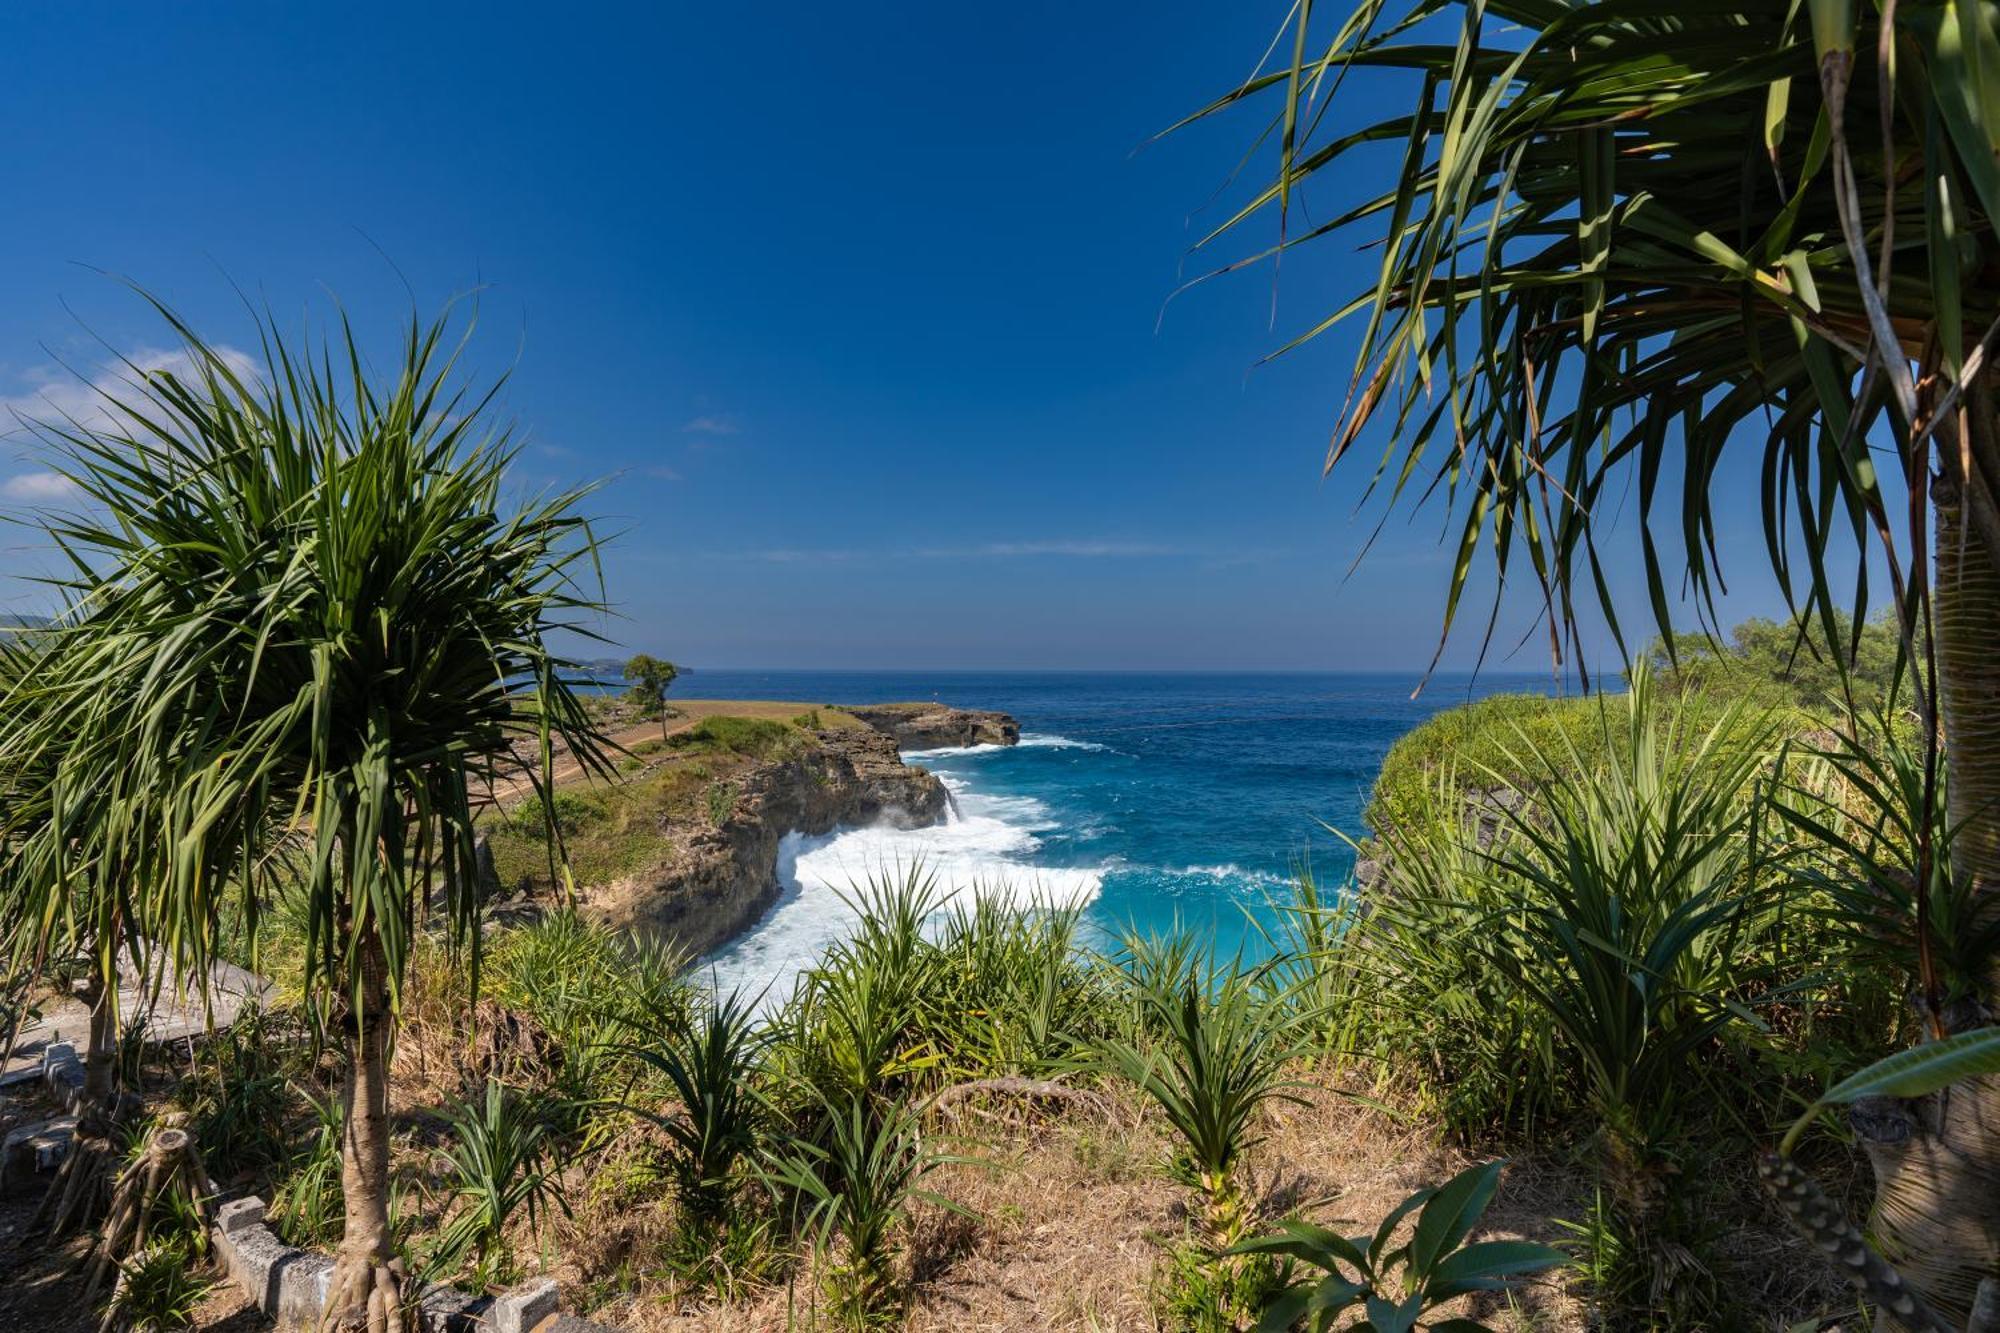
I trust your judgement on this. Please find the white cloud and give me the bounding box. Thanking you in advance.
[0,344,259,439]
[644,465,684,481]
[681,414,741,437]
[1,471,78,501]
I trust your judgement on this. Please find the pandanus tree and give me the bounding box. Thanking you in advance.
[0,631,146,1233]
[7,295,613,1331]
[1180,0,1999,1321]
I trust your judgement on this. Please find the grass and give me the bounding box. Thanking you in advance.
[481,704,863,892]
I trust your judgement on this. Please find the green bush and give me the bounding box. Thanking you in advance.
[504,789,604,840]
[101,1241,217,1331]
[670,715,801,760]
[425,1078,569,1290]
[1365,692,1605,834]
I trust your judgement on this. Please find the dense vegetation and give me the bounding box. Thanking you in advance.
[14,627,1989,1331]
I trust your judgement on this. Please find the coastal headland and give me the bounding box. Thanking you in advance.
[481,700,1019,958]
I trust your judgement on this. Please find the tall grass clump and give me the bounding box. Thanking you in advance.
[425,1078,569,1290]
[764,1088,968,1328]
[619,988,767,1238]
[1100,929,1311,1249]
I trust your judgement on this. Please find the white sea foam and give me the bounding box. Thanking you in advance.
[1018,733,1111,751]
[904,732,1110,760]
[696,778,1103,1005]
[1171,862,1293,891]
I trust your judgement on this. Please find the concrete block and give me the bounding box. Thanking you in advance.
[1,1116,76,1184]
[216,1195,267,1237]
[412,1281,488,1333]
[493,1277,560,1333]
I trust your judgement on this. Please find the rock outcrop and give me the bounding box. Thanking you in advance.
[845,703,1021,751]
[585,724,948,959]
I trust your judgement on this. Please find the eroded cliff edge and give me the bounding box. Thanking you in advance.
[499,704,1017,960]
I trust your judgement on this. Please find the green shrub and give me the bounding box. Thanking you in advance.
[101,1241,217,1331]
[618,987,767,1234]
[425,1078,569,1290]
[1098,932,1310,1247]
[670,715,801,760]
[504,789,604,840]
[763,1088,969,1327]
[270,1088,344,1248]
[1230,1159,1565,1331]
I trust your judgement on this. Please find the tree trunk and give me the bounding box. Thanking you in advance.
[321,926,406,1332]
[1856,455,2000,1327]
[37,963,123,1235]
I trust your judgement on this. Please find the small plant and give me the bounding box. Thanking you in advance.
[619,987,766,1233]
[184,1005,295,1174]
[764,1089,969,1327]
[425,1079,570,1289]
[101,1240,217,1331]
[707,781,735,826]
[270,1088,344,1247]
[1230,1159,1566,1331]
[1099,932,1310,1247]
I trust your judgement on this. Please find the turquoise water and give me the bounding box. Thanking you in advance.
[652,671,1563,993]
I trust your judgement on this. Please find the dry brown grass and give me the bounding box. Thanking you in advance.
[556,1072,1595,1333]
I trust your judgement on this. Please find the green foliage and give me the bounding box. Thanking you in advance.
[1366,693,1606,835]
[929,892,1105,1077]
[1231,1159,1565,1333]
[671,715,802,760]
[1098,931,1311,1246]
[1640,611,1913,712]
[1778,713,2000,1007]
[504,790,605,842]
[623,654,681,720]
[270,1088,345,1248]
[5,292,613,1032]
[426,1078,571,1290]
[486,909,692,1108]
[1178,0,1989,682]
[101,1240,218,1332]
[1157,1240,1286,1333]
[618,988,767,1232]
[762,1088,968,1328]
[1473,668,1778,1134]
[181,1008,296,1175]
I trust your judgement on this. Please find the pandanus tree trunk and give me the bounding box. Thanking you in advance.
[322,926,407,1332]
[37,960,124,1235]
[1855,439,2000,1327]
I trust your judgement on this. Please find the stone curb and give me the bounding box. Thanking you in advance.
[212,1197,617,1332]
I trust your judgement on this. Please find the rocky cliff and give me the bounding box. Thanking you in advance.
[845,702,1021,750]
[582,723,952,959]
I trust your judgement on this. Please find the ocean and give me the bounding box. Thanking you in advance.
[654,670,1564,998]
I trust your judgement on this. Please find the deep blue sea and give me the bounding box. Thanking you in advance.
[647,671,1562,995]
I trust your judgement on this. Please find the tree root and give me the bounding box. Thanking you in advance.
[88,1120,218,1316]
[933,1076,1111,1119]
[34,1101,123,1239]
[319,1249,409,1333]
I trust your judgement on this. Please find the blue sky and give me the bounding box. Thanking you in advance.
[0,3,1862,673]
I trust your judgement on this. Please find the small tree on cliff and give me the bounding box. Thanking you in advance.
[8,294,612,1331]
[624,653,680,741]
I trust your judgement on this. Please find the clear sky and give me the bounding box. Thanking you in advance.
[0,3,1865,674]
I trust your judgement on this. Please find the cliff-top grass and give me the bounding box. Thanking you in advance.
[482,703,859,893]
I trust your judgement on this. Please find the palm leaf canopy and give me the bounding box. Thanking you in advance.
[1179,0,1999,680]
[0,295,614,1018]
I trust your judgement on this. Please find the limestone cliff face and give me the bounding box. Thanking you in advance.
[584,725,950,959]
[845,703,1021,750]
